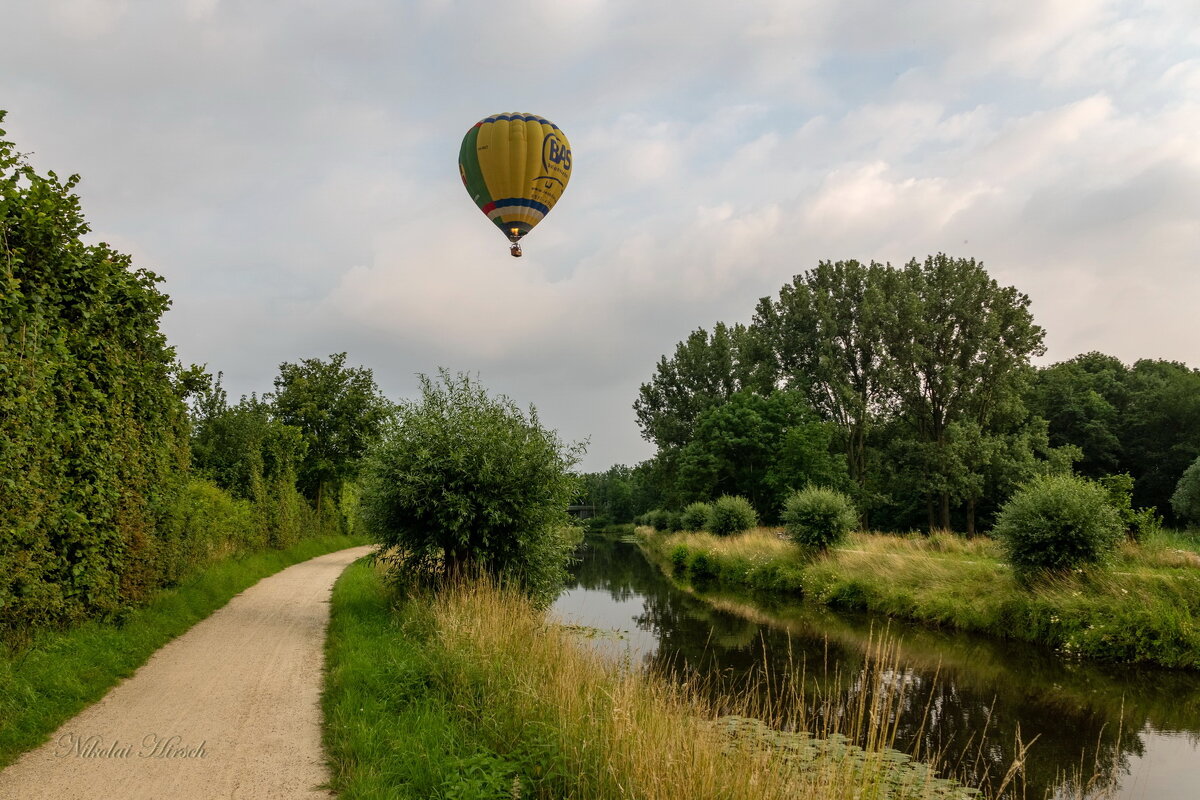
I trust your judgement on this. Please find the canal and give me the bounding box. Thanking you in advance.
[551,534,1200,800]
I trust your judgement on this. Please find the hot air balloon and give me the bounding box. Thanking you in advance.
[458,113,572,257]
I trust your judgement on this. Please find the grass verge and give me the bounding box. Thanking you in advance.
[0,533,368,768]
[323,559,986,799]
[644,527,1200,668]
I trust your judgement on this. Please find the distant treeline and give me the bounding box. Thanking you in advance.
[581,257,1200,532]
[0,113,389,639]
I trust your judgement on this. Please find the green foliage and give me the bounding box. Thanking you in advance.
[681,502,712,531]
[1120,359,1200,519]
[158,480,258,583]
[1027,352,1128,477]
[1171,456,1200,525]
[1098,473,1162,541]
[0,113,190,635]
[359,370,583,606]
[705,495,758,536]
[669,544,689,574]
[270,352,391,512]
[189,374,311,546]
[753,259,894,496]
[645,509,670,531]
[782,487,858,551]
[1028,355,1200,525]
[675,389,847,521]
[993,475,1124,573]
[688,552,718,581]
[885,255,1046,532]
[641,509,684,532]
[576,464,638,522]
[633,322,771,452]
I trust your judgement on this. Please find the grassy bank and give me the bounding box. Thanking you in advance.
[323,559,987,799]
[0,533,368,768]
[642,527,1200,668]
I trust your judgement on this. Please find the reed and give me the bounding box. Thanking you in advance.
[324,559,986,799]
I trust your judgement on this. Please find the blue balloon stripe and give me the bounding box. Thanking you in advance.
[489,197,551,216]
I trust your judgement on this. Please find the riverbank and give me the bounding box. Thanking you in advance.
[0,533,369,769]
[323,558,984,799]
[640,527,1200,669]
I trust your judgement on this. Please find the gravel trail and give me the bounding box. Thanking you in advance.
[0,545,373,800]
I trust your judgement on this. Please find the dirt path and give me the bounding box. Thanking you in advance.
[0,545,373,800]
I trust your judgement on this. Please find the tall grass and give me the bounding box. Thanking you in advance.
[324,560,986,799]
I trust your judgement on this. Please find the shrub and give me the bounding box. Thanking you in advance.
[706,495,758,536]
[782,486,857,551]
[1171,456,1200,525]
[1098,473,1162,540]
[689,552,718,581]
[359,370,584,607]
[664,511,683,532]
[993,474,1124,573]
[644,509,669,531]
[669,545,689,574]
[583,515,612,532]
[681,502,711,531]
[158,479,258,583]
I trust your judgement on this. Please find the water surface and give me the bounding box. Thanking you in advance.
[552,535,1200,800]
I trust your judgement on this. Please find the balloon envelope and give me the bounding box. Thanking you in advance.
[458,113,572,245]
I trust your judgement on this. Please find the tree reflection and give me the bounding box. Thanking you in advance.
[558,535,1200,800]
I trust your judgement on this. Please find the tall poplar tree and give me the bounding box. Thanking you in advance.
[886,254,1045,531]
[752,260,894,509]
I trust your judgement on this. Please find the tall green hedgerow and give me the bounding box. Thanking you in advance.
[782,486,857,551]
[0,111,191,636]
[681,502,711,531]
[993,474,1124,574]
[706,495,758,536]
[359,370,584,606]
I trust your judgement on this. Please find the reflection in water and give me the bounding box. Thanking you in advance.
[552,535,1200,800]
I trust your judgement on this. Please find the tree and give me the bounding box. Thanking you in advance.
[270,352,391,511]
[753,260,895,505]
[674,389,846,520]
[886,255,1045,532]
[1026,352,1128,478]
[634,322,770,452]
[577,464,638,523]
[359,370,584,606]
[189,372,309,546]
[942,418,1078,535]
[1118,359,1200,519]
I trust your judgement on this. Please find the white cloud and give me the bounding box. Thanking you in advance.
[3,0,1198,470]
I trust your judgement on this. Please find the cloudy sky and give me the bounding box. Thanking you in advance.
[3,1,1198,470]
